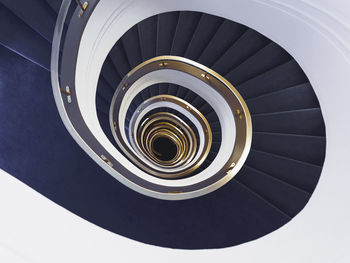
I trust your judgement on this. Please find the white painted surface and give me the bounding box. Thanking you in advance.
[3,0,350,261]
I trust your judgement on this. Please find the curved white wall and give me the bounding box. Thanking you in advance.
[1,0,350,262]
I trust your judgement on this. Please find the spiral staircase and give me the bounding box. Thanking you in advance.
[0,0,329,252]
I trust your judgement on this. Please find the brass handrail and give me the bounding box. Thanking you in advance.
[110,56,252,180]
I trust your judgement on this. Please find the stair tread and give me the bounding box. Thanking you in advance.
[246,149,322,193]
[184,13,223,61]
[246,83,320,114]
[252,108,326,136]
[157,12,179,56]
[252,132,326,166]
[226,42,291,85]
[138,15,157,61]
[122,25,142,68]
[1,0,57,42]
[237,60,307,99]
[0,4,51,69]
[170,11,202,57]
[109,43,131,78]
[212,29,269,75]
[198,19,247,67]
[236,165,311,217]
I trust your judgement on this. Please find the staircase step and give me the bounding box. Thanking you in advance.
[246,83,320,114]
[246,149,323,193]
[138,15,157,61]
[109,43,131,78]
[212,29,269,75]
[198,19,246,67]
[252,132,326,166]
[237,60,307,99]
[236,165,311,217]
[1,0,57,42]
[0,3,51,69]
[122,25,142,68]
[226,42,291,85]
[100,58,121,90]
[157,12,179,56]
[252,108,325,136]
[185,14,223,61]
[170,11,202,57]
